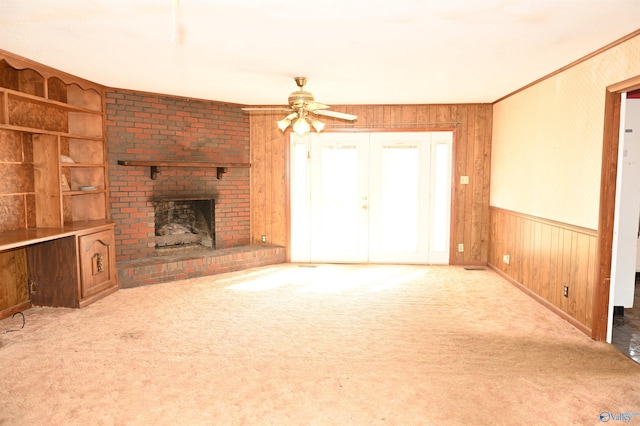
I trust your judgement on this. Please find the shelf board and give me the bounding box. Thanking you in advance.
[3,88,102,114]
[60,163,106,168]
[62,189,106,195]
[0,123,103,140]
[117,160,250,180]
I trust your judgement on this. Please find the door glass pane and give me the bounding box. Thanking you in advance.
[379,144,419,251]
[290,139,309,259]
[318,144,360,251]
[432,142,449,252]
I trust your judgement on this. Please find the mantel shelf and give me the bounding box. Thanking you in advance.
[116,160,250,180]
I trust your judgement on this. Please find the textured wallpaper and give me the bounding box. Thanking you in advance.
[491,34,640,230]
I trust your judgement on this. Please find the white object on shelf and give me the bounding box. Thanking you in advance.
[61,175,71,191]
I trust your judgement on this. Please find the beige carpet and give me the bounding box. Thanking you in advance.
[1,264,639,425]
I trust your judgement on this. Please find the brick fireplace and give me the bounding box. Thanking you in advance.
[154,198,215,252]
[106,89,285,287]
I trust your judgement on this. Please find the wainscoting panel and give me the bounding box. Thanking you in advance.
[489,207,597,332]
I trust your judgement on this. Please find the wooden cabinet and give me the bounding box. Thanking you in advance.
[0,50,118,317]
[27,224,118,308]
[78,228,116,302]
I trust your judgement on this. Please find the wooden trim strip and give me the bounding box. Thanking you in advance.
[593,89,623,341]
[493,29,640,104]
[117,160,251,180]
[608,75,640,93]
[488,264,592,336]
[0,49,104,94]
[0,301,32,322]
[322,124,461,132]
[303,125,461,134]
[490,206,597,236]
[116,160,250,168]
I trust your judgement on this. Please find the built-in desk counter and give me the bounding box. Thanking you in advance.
[0,221,119,319]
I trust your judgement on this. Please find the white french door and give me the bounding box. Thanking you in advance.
[290,131,452,264]
[370,133,431,263]
[309,133,370,262]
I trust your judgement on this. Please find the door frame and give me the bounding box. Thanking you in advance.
[285,127,458,263]
[593,74,640,341]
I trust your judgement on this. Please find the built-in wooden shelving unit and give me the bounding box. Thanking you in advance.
[0,50,118,317]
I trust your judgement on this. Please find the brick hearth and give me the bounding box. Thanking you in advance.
[118,245,285,288]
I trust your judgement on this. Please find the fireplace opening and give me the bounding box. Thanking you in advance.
[153,198,215,254]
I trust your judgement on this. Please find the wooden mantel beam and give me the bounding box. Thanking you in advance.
[116,160,250,180]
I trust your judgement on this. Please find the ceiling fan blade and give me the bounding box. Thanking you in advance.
[241,107,292,112]
[305,101,330,111]
[312,110,358,121]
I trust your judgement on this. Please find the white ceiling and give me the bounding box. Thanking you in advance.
[1,0,639,106]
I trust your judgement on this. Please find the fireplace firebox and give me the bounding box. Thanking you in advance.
[153,198,215,253]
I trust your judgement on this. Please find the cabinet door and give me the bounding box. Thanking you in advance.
[28,237,78,307]
[78,229,116,300]
[0,248,29,314]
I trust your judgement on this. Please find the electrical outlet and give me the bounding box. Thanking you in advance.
[460,176,469,185]
[502,254,510,265]
[563,285,569,298]
[261,235,266,243]
[458,243,464,252]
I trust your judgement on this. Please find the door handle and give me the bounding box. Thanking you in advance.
[362,205,368,210]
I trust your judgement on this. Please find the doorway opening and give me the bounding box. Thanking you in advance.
[609,88,640,362]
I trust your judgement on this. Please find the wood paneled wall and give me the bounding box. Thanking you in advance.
[489,207,598,333]
[250,104,492,264]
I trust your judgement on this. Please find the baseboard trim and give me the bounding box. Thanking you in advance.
[488,263,592,337]
[0,301,31,321]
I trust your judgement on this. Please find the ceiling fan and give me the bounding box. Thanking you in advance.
[242,77,358,135]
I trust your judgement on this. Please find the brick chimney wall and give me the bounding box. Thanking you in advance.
[106,89,250,262]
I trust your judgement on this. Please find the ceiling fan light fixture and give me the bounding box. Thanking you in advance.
[250,77,357,134]
[311,119,325,132]
[277,117,292,131]
[292,117,311,135]
[277,112,298,131]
